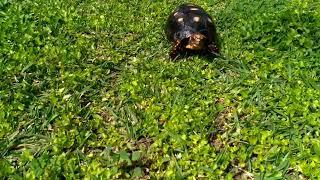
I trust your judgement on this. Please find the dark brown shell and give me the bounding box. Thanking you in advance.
[165,3,220,59]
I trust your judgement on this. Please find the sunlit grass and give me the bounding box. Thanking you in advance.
[1,0,320,178]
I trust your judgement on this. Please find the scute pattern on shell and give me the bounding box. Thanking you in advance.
[165,3,220,59]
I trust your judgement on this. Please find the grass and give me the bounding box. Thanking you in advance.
[1,0,320,178]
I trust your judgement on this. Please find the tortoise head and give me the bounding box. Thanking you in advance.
[187,33,221,57]
[169,32,220,59]
[185,32,207,50]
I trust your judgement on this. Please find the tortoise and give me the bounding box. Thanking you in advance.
[165,3,220,59]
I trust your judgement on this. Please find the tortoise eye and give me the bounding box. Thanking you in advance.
[174,32,181,39]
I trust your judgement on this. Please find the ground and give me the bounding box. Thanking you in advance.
[1,0,320,179]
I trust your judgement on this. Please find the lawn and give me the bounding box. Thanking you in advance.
[1,0,320,179]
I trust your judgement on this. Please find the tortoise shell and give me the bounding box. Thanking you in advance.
[165,3,220,59]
